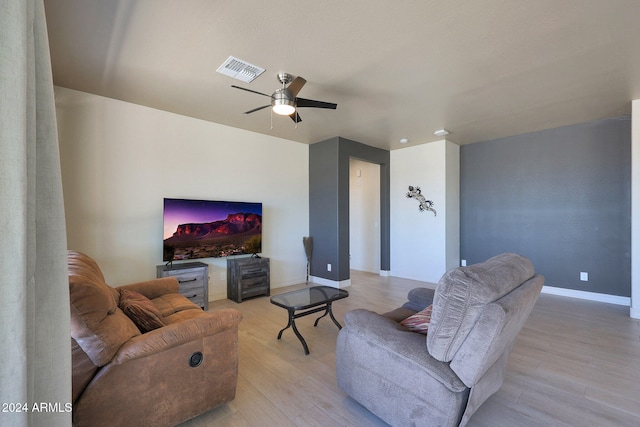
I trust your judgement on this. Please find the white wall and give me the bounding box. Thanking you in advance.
[349,158,380,273]
[631,99,640,319]
[390,140,460,283]
[55,87,309,301]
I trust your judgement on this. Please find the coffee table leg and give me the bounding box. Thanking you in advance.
[276,311,293,339]
[313,302,342,330]
[277,309,310,355]
[291,320,310,355]
[313,304,330,326]
[328,302,343,329]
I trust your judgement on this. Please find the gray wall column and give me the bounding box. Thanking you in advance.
[309,137,390,282]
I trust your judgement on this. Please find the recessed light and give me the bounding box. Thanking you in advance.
[434,129,450,137]
[399,138,409,144]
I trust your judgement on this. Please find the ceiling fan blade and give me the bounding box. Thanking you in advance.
[296,97,337,109]
[287,76,307,97]
[244,105,270,114]
[289,111,302,123]
[231,85,271,98]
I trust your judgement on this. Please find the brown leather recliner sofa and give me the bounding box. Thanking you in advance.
[68,250,242,427]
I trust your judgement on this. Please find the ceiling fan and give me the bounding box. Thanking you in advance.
[231,73,337,123]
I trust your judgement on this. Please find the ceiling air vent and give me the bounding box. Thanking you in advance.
[216,56,265,83]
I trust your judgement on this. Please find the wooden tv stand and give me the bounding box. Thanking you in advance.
[227,256,270,303]
[156,261,209,310]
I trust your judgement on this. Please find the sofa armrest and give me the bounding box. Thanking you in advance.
[118,277,179,299]
[402,287,435,312]
[111,308,242,364]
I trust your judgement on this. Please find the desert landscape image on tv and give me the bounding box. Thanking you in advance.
[163,198,262,261]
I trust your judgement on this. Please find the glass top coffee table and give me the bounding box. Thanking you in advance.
[270,285,349,355]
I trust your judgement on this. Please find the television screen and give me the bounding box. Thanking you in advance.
[163,198,262,261]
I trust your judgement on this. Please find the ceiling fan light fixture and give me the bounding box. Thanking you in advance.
[272,90,296,115]
[232,72,335,122]
[272,100,295,116]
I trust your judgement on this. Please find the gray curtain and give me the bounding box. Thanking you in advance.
[0,1,71,426]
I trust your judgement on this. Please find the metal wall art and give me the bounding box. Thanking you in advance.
[406,186,436,216]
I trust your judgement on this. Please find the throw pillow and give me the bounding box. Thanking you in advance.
[119,289,166,333]
[400,304,433,334]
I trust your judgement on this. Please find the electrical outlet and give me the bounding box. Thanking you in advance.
[327,263,332,272]
[580,272,588,281]
[461,259,467,267]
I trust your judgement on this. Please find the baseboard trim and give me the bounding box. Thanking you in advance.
[630,306,640,319]
[541,285,630,306]
[379,270,391,277]
[310,275,351,288]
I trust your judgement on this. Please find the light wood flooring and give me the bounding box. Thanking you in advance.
[179,270,640,427]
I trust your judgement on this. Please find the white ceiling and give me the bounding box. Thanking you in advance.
[44,0,640,150]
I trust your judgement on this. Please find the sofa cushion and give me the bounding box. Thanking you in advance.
[68,251,142,366]
[400,304,433,334]
[152,293,202,317]
[119,289,166,332]
[427,253,535,362]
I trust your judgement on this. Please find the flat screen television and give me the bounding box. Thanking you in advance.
[163,198,262,262]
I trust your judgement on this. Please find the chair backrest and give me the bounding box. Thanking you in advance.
[68,250,140,366]
[427,253,543,387]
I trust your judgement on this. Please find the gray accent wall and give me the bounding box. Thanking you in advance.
[461,117,631,296]
[309,137,390,282]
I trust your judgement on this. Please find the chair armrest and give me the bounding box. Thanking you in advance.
[345,309,409,341]
[118,277,179,299]
[402,287,435,312]
[111,308,242,364]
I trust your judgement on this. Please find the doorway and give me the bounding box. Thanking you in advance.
[349,158,381,274]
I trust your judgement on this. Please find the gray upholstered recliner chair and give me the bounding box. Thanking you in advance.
[336,253,544,426]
